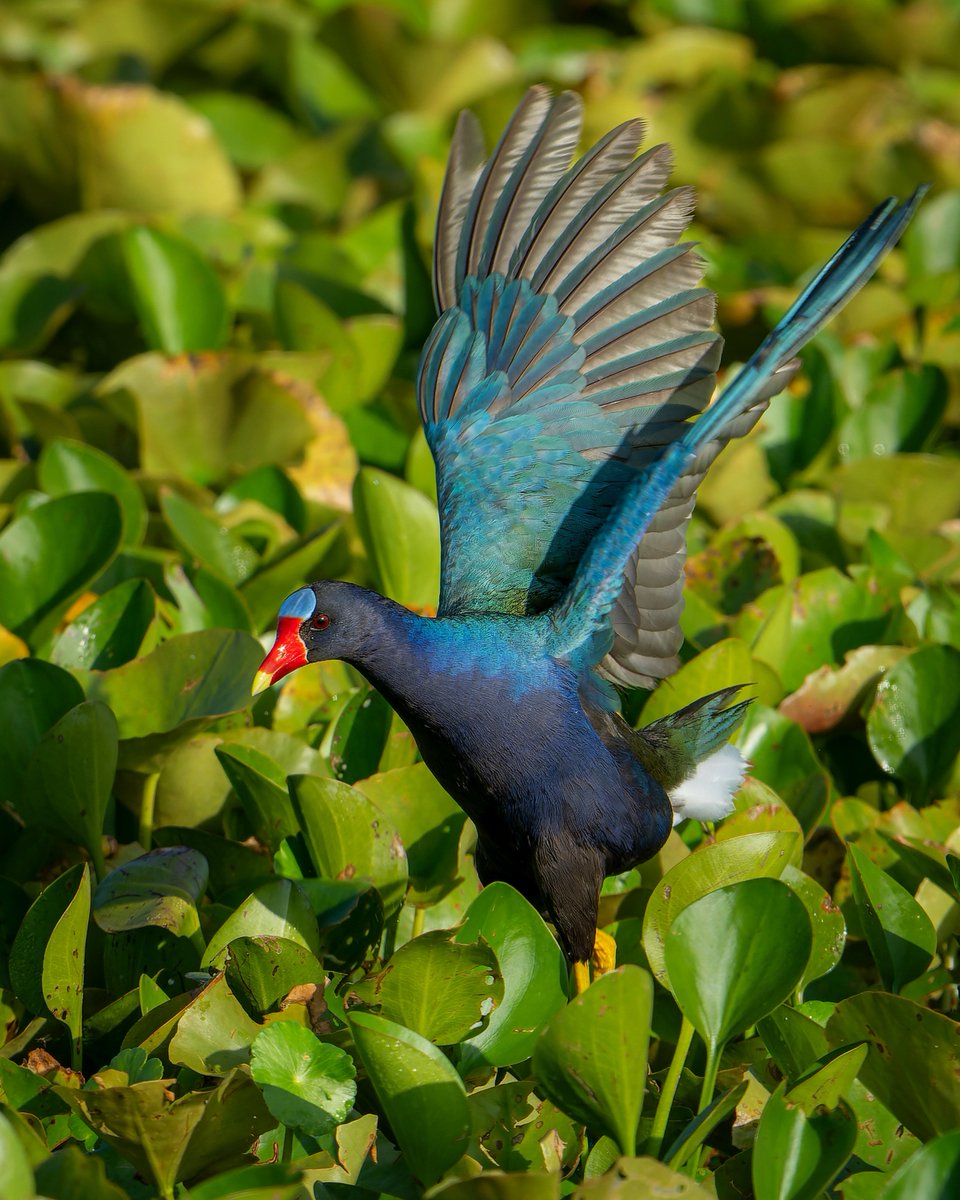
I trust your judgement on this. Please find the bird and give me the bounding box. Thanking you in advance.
[252,87,921,990]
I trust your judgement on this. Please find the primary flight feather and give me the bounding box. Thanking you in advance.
[254,87,921,977]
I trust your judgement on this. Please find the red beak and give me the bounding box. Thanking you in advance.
[252,617,307,694]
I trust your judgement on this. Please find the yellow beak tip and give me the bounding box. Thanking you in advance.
[251,670,274,697]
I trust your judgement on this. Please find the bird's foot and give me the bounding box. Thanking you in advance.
[572,928,618,995]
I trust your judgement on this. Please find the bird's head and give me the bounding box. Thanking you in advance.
[252,580,370,694]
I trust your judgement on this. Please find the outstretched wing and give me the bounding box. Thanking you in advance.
[421,87,731,660]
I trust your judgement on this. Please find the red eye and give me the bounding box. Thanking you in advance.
[312,612,331,630]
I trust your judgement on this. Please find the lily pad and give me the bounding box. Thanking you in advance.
[250,1022,356,1137]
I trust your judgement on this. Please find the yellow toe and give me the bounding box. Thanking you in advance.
[572,960,591,995]
[592,928,617,976]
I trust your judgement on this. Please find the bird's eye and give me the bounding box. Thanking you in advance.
[311,612,331,630]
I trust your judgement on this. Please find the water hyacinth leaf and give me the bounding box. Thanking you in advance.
[846,843,936,992]
[93,846,208,944]
[642,832,800,988]
[122,226,229,353]
[880,1130,960,1200]
[717,798,805,850]
[0,658,84,814]
[532,966,653,1156]
[370,931,503,1045]
[838,365,948,461]
[215,742,300,851]
[752,1081,857,1200]
[50,579,156,670]
[353,467,440,611]
[0,1112,33,1200]
[218,464,307,534]
[455,882,569,1070]
[25,700,118,872]
[665,1081,748,1170]
[188,92,302,170]
[786,1044,869,1118]
[42,864,91,1066]
[9,862,87,1014]
[77,628,263,741]
[826,991,960,1141]
[322,685,393,784]
[356,764,466,903]
[664,880,811,1051]
[866,645,960,797]
[250,1023,356,1137]
[0,491,122,642]
[780,865,846,991]
[161,491,259,586]
[225,936,325,1017]
[241,523,348,633]
[187,1163,302,1200]
[829,454,960,536]
[640,638,760,724]
[348,1011,470,1187]
[151,826,270,901]
[779,645,910,734]
[39,438,147,545]
[430,1175,560,1200]
[167,973,262,1075]
[152,733,234,830]
[0,270,77,355]
[201,878,320,970]
[736,706,830,836]
[33,1143,129,1200]
[288,774,408,918]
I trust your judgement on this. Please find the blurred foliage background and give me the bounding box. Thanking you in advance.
[1,2,960,1198]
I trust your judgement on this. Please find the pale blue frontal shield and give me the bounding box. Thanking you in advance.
[279,587,315,620]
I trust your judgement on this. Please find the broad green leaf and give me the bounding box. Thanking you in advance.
[779,645,910,734]
[532,966,654,1156]
[288,774,408,917]
[640,638,763,724]
[225,936,324,1016]
[0,491,122,642]
[737,705,831,835]
[369,931,502,1045]
[847,843,936,992]
[34,1144,128,1200]
[752,1082,857,1200]
[826,992,960,1142]
[574,1155,711,1196]
[356,764,466,904]
[0,1112,34,1200]
[161,490,259,585]
[188,92,302,170]
[322,685,393,784]
[240,523,347,633]
[122,226,229,353]
[25,701,118,872]
[455,882,569,1069]
[93,846,208,942]
[215,743,300,851]
[664,880,811,1052]
[187,1163,301,1200]
[352,468,440,610]
[348,1011,470,1187]
[9,862,86,1014]
[0,269,76,355]
[642,832,800,988]
[250,1023,356,1136]
[428,1174,560,1200]
[151,825,271,901]
[42,864,91,1066]
[880,1130,960,1200]
[786,1043,869,1115]
[201,878,321,970]
[152,733,233,830]
[828,454,960,536]
[466,1081,579,1175]
[867,645,960,797]
[167,973,261,1075]
[50,579,156,670]
[39,438,147,545]
[780,864,846,991]
[0,658,84,815]
[300,877,385,972]
[664,1081,748,1170]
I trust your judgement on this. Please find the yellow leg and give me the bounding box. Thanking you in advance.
[592,927,617,975]
[572,929,618,995]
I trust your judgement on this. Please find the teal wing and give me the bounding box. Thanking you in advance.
[421,86,741,657]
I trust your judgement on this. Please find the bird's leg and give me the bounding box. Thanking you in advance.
[572,960,591,994]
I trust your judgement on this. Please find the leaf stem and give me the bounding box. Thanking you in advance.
[282,1123,294,1163]
[139,772,159,851]
[411,905,425,940]
[697,1040,722,1116]
[647,1014,695,1158]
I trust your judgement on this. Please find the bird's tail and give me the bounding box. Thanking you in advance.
[550,187,926,659]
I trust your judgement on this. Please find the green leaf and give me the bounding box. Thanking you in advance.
[250,1023,356,1137]
[532,966,653,1156]
[642,832,800,988]
[167,973,260,1075]
[225,936,325,1016]
[752,1082,857,1200]
[348,1011,470,1187]
[352,467,440,610]
[42,864,92,1067]
[370,930,503,1045]
[161,490,259,586]
[93,846,208,941]
[664,1081,748,1170]
[288,774,408,918]
[25,701,118,872]
[0,491,122,643]
[9,862,86,1014]
[215,743,300,852]
[455,882,569,1070]
[322,685,393,784]
[640,638,764,724]
[866,645,960,797]
[0,659,84,816]
[664,879,812,1052]
[826,991,960,1142]
[201,878,320,970]
[39,438,147,545]
[847,842,936,992]
[300,878,385,972]
[736,707,831,835]
[0,1111,34,1200]
[880,1130,960,1200]
[780,864,846,992]
[50,579,156,671]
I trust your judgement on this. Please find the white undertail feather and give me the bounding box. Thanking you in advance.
[669,743,746,826]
